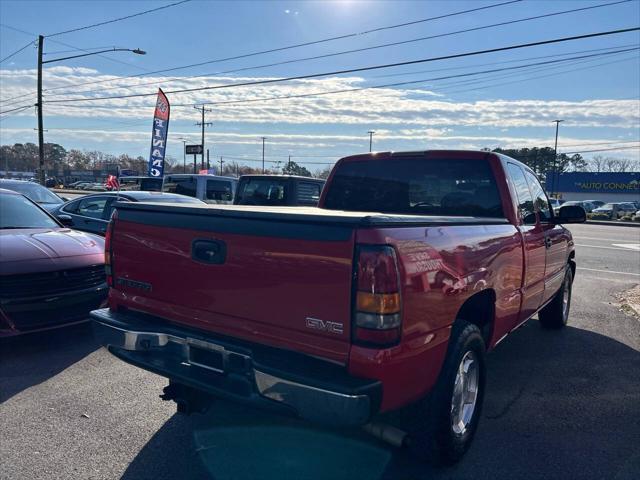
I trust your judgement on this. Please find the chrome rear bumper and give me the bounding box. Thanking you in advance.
[91,308,380,426]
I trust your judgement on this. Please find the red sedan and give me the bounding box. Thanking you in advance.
[0,188,107,337]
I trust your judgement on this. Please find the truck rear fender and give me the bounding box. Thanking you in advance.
[455,289,496,347]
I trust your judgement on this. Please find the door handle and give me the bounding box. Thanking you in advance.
[544,236,552,249]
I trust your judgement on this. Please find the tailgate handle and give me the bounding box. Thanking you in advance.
[192,239,227,265]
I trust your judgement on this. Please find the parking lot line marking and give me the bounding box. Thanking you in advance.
[611,243,640,251]
[574,244,640,252]
[573,236,636,242]
[577,267,640,277]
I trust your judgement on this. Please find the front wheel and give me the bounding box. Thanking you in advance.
[408,320,486,465]
[538,267,573,329]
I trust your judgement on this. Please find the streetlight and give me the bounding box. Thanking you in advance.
[551,119,564,197]
[368,131,375,152]
[178,137,188,173]
[36,38,146,184]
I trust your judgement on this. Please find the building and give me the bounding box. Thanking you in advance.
[546,171,640,202]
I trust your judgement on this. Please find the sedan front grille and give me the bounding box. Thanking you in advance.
[0,265,105,299]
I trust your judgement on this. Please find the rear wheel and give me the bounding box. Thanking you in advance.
[408,320,486,465]
[539,267,572,329]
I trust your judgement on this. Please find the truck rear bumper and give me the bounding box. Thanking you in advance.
[91,308,381,427]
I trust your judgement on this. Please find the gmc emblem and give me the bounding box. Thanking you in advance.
[305,317,344,335]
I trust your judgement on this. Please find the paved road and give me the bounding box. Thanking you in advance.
[1,224,638,480]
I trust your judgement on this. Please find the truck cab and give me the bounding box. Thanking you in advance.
[162,174,238,204]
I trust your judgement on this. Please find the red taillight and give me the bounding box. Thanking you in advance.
[353,245,402,347]
[104,210,117,287]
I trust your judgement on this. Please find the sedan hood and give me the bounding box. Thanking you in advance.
[0,228,104,264]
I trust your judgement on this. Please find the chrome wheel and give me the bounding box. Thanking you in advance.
[451,350,479,435]
[562,273,571,323]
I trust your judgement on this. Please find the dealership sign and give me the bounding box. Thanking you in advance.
[547,172,640,194]
[148,89,170,177]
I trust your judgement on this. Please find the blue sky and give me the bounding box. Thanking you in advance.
[1,0,639,172]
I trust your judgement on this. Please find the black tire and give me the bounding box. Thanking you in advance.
[407,320,486,465]
[538,266,573,329]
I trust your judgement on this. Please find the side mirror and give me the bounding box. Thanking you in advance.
[57,214,74,227]
[554,205,586,224]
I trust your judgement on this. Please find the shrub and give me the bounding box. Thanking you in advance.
[633,215,640,222]
[621,215,633,222]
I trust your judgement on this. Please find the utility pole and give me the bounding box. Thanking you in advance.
[195,105,212,170]
[368,130,375,152]
[37,35,45,185]
[36,42,145,185]
[288,154,292,174]
[206,148,210,170]
[180,138,187,173]
[261,137,267,173]
[552,119,564,197]
[219,156,224,175]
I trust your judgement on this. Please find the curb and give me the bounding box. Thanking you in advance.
[586,220,640,228]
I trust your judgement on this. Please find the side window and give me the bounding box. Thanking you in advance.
[163,178,197,198]
[77,196,109,219]
[62,199,80,214]
[297,182,321,205]
[206,180,233,201]
[506,163,536,225]
[103,197,129,220]
[525,170,552,222]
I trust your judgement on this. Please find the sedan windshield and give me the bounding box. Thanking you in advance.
[601,203,615,209]
[3,182,63,204]
[0,194,59,229]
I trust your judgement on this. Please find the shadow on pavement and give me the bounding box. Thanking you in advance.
[0,322,99,402]
[123,322,640,480]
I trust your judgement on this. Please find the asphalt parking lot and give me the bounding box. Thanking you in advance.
[1,223,638,480]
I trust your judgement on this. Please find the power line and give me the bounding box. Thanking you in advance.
[562,146,639,154]
[439,53,639,95]
[43,27,640,104]
[39,0,632,100]
[0,103,33,115]
[559,139,640,148]
[10,43,629,110]
[41,1,633,99]
[44,30,640,105]
[20,0,523,97]
[47,0,192,37]
[0,39,35,64]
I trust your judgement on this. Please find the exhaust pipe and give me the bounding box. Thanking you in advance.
[362,421,408,448]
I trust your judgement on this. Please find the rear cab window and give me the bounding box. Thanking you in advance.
[323,156,504,217]
[297,182,322,206]
[206,180,233,203]
[236,178,289,205]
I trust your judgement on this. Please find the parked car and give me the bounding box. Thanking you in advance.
[234,175,325,206]
[554,200,594,215]
[0,188,107,336]
[0,178,65,212]
[592,202,637,219]
[50,191,206,235]
[92,150,585,465]
[162,174,238,204]
[86,183,108,191]
[583,199,605,209]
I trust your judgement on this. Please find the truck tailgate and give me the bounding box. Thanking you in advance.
[110,203,357,363]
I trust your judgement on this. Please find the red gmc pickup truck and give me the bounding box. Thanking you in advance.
[91,150,585,464]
